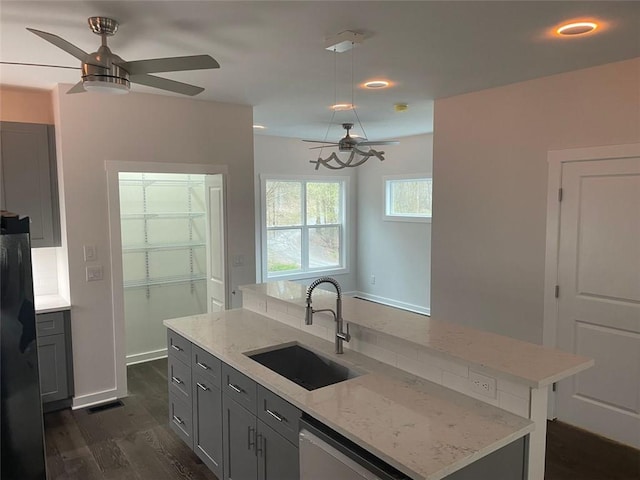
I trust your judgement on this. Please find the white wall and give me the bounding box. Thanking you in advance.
[53,86,254,407]
[253,134,358,292]
[431,58,640,344]
[356,134,432,313]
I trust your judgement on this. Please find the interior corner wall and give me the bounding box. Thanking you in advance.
[253,134,358,292]
[431,58,640,344]
[355,134,433,313]
[53,85,254,405]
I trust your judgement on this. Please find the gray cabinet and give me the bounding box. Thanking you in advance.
[167,329,300,480]
[223,394,259,480]
[257,418,299,480]
[193,368,223,477]
[0,121,60,247]
[36,310,73,411]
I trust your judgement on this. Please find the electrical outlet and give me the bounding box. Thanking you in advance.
[370,274,376,285]
[86,265,103,282]
[469,371,497,399]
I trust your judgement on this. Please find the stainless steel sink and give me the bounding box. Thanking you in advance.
[246,343,360,391]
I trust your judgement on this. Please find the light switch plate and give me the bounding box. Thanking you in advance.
[86,265,103,282]
[84,244,97,262]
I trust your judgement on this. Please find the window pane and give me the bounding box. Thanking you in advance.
[266,181,302,226]
[309,227,340,269]
[307,182,340,225]
[388,179,432,217]
[267,229,301,274]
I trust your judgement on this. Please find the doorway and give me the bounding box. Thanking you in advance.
[106,161,228,398]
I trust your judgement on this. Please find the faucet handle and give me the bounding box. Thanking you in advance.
[345,322,351,342]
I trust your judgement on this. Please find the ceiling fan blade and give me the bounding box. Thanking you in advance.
[118,55,219,75]
[359,141,400,146]
[309,145,339,150]
[130,74,204,96]
[0,61,80,70]
[66,82,86,94]
[303,140,340,145]
[26,28,88,62]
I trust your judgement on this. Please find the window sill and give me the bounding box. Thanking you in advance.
[383,215,431,223]
[265,267,349,282]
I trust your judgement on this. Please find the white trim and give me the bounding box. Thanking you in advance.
[543,142,640,419]
[72,389,119,410]
[352,291,430,316]
[260,174,350,282]
[126,348,168,366]
[105,160,229,400]
[382,174,432,223]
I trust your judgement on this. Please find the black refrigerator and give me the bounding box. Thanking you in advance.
[1,212,47,480]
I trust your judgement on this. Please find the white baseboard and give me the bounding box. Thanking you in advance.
[72,388,120,410]
[126,348,168,366]
[351,291,430,316]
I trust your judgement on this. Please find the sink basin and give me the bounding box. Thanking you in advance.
[246,343,360,391]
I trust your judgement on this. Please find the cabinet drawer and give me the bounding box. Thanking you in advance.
[167,330,191,365]
[192,345,221,388]
[168,356,192,401]
[257,385,301,445]
[169,393,193,449]
[222,363,256,414]
[36,311,65,337]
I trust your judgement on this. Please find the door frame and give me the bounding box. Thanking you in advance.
[105,161,229,399]
[543,142,640,417]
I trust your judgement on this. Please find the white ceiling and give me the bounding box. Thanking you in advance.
[1,1,638,141]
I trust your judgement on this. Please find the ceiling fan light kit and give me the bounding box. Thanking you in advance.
[24,16,219,96]
[306,31,399,170]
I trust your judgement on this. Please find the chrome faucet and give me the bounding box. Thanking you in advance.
[305,277,350,354]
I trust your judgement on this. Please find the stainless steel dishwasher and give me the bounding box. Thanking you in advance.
[299,416,409,480]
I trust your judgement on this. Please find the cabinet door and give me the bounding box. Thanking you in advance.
[0,122,60,247]
[257,419,299,480]
[223,394,258,480]
[37,333,68,403]
[193,370,223,478]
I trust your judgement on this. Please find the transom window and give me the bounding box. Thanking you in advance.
[262,177,347,279]
[384,175,432,222]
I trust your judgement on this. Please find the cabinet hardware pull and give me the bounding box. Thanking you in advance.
[196,361,210,370]
[248,426,255,449]
[196,382,209,391]
[171,344,183,352]
[265,409,284,422]
[228,383,243,394]
[256,432,264,456]
[172,415,184,425]
[171,376,183,385]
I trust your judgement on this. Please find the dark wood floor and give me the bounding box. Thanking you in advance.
[44,358,639,480]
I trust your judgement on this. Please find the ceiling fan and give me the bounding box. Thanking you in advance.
[303,122,399,152]
[10,16,219,96]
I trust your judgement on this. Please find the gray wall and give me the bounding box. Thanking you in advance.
[356,134,432,313]
[53,86,255,407]
[431,58,640,343]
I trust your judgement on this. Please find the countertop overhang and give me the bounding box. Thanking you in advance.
[165,309,533,480]
[240,282,594,388]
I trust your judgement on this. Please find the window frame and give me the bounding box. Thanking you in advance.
[383,174,432,223]
[260,174,349,281]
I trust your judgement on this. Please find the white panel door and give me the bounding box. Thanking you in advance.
[205,174,226,312]
[556,156,640,448]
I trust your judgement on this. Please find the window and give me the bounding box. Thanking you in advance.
[262,176,347,279]
[384,175,432,222]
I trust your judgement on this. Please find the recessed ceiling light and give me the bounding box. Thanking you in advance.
[363,80,390,89]
[253,124,266,129]
[331,103,354,111]
[556,21,598,36]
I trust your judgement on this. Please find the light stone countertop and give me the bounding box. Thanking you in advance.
[164,309,533,480]
[240,282,593,388]
[35,294,71,314]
